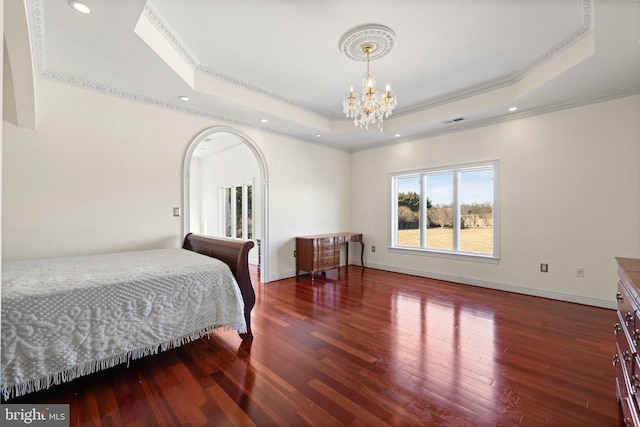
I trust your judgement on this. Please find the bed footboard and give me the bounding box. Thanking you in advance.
[182,233,255,340]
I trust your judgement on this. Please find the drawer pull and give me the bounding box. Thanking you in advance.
[615,322,623,334]
[614,353,621,366]
[626,311,635,325]
[624,350,632,363]
[617,292,624,302]
[634,329,640,341]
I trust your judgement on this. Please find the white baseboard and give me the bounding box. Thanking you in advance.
[266,263,616,310]
[365,262,616,310]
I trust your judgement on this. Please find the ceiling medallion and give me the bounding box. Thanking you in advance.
[340,24,397,131]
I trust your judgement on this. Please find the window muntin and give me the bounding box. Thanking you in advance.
[392,161,498,259]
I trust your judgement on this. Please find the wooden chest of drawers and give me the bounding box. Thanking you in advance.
[614,257,640,425]
[296,233,363,282]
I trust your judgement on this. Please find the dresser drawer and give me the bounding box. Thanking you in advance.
[633,312,640,350]
[618,311,639,355]
[618,282,638,336]
[615,258,640,426]
[336,234,362,244]
[318,245,336,257]
[316,256,338,269]
[631,353,640,396]
[620,396,640,426]
[616,341,635,400]
[315,237,335,246]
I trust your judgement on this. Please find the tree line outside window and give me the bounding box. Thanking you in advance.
[391,161,498,258]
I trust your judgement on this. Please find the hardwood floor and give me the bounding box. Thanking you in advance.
[7,266,619,426]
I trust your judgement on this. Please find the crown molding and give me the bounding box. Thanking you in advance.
[29,0,630,155]
[28,0,594,122]
[38,68,348,149]
[141,3,200,70]
[142,3,331,118]
[394,0,594,117]
[351,86,640,153]
[33,63,640,155]
[27,0,46,74]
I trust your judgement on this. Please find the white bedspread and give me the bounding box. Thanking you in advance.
[1,248,246,399]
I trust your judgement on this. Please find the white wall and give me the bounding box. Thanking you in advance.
[258,133,352,278]
[3,63,638,306]
[351,94,640,308]
[192,141,261,264]
[199,143,259,237]
[2,78,352,283]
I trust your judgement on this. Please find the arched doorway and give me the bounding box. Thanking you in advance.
[183,126,269,283]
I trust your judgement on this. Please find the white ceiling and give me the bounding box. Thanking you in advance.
[27,0,640,151]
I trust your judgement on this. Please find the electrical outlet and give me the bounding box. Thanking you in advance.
[540,263,548,273]
[372,245,376,252]
[293,250,296,257]
[577,267,585,277]
[172,207,180,217]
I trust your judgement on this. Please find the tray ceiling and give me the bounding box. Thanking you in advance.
[27,0,640,151]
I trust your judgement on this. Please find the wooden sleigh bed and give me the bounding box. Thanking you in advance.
[1,233,255,399]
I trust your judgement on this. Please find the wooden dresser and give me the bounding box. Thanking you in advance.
[296,233,363,282]
[614,257,640,425]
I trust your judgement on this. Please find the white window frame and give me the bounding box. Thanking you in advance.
[390,160,500,261]
[220,182,253,240]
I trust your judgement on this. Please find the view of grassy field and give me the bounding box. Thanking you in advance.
[398,228,493,253]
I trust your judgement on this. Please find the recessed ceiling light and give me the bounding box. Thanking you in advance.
[315,134,321,138]
[508,106,518,112]
[69,1,91,14]
[395,134,401,137]
[260,118,268,123]
[178,96,190,101]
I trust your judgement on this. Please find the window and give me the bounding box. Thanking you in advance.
[391,161,498,259]
[222,183,253,240]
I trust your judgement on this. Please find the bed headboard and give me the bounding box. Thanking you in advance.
[182,233,255,340]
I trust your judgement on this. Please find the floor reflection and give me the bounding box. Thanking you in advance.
[293,272,366,316]
[392,291,498,412]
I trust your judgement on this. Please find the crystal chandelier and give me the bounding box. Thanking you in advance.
[342,44,397,130]
[340,25,397,131]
